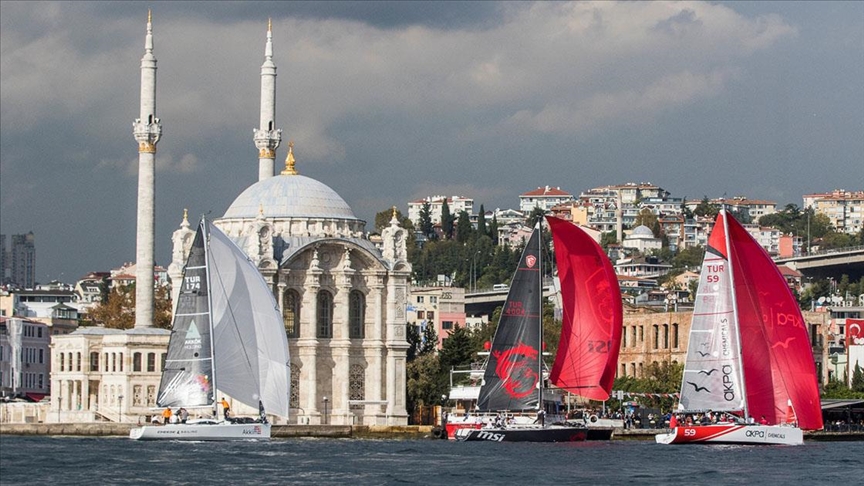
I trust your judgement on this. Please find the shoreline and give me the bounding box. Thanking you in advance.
[2,423,862,441]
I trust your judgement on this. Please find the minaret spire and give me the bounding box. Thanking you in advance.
[254,18,282,181]
[132,10,162,329]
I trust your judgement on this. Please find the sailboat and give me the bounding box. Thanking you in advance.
[130,218,290,440]
[655,209,822,445]
[454,217,622,442]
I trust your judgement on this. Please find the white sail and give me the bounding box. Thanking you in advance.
[678,245,745,413]
[207,222,291,418]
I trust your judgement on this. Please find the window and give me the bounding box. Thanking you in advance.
[59,353,65,372]
[283,289,300,338]
[76,352,81,371]
[349,364,365,409]
[442,321,454,330]
[90,352,99,371]
[317,290,333,338]
[112,353,116,372]
[119,352,124,372]
[147,353,156,372]
[417,296,424,303]
[652,325,659,350]
[662,324,669,349]
[673,323,679,348]
[37,327,43,338]
[161,353,167,371]
[38,348,44,364]
[430,296,438,304]
[417,311,425,319]
[349,290,365,339]
[427,311,434,320]
[38,373,44,389]
[133,353,142,372]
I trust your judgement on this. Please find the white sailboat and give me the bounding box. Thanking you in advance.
[130,218,290,440]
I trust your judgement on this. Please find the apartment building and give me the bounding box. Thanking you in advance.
[803,190,864,235]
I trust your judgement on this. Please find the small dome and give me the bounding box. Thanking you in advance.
[223,174,359,221]
[631,225,654,237]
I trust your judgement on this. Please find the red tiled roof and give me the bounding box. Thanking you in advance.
[521,186,572,197]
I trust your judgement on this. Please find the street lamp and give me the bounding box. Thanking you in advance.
[118,394,124,423]
[472,250,480,292]
[323,396,329,425]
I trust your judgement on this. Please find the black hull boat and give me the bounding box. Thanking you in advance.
[455,424,588,443]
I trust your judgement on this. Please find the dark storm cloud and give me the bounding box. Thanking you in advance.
[1,1,861,284]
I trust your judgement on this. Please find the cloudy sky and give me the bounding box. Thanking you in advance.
[1,1,862,283]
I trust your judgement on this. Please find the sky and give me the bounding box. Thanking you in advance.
[1,1,862,284]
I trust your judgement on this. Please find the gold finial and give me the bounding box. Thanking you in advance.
[268,17,272,32]
[259,203,264,216]
[148,9,152,24]
[281,141,297,175]
[183,208,188,222]
[392,206,398,219]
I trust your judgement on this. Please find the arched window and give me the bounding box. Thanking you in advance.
[147,353,156,372]
[76,352,82,371]
[59,353,65,372]
[620,363,626,377]
[652,325,659,350]
[349,290,365,339]
[283,289,300,338]
[317,290,333,338]
[663,324,669,349]
[133,352,142,372]
[90,352,99,372]
[673,323,679,348]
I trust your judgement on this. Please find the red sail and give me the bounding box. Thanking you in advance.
[724,212,823,430]
[547,216,622,401]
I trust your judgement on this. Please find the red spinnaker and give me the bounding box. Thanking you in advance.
[724,212,823,430]
[547,216,622,401]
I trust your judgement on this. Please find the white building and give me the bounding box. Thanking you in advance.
[407,195,474,227]
[804,190,864,235]
[0,317,51,400]
[519,186,574,213]
[622,226,662,253]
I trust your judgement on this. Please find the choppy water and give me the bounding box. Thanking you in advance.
[1,435,863,485]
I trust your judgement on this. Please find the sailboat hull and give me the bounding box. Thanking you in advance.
[129,421,271,441]
[455,425,588,443]
[655,424,803,445]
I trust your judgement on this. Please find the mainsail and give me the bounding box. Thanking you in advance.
[157,220,291,419]
[546,216,622,401]
[678,215,746,413]
[157,226,214,408]
[476,226,542,412]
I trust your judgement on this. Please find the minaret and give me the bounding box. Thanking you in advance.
[254,18,282,181]
[132,10,162,329]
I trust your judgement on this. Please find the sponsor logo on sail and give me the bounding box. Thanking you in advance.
[525,255,537,268]
[722,364,735,401]
[476,431,505,442]
[492,342,539,399]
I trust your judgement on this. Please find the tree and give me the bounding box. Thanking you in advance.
[89,284,172,330]
[438,325,477,381]
[406,353,448,417]
[680,198,693,219]
[406,324,421,362]
[476,204,487,239]
[693,196,719,218]
[374,207,409,232]
[421,324,439,356]
[526,207,545,228]
[634,208,658,229]
[419,201,434,239]
[456,210,473,243]
[853,363,864,393]
[600,231,618,249]
[671,245,705,270]
[441,199,455,239]
[489,214,499,245]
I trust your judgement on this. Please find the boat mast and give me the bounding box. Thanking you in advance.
[536,222,543,415]
[202,217,219,419]
[721,207,750,421]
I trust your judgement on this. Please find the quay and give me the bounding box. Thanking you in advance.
[2,424,863,441]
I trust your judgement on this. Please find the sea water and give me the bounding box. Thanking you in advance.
[1,436,863,485]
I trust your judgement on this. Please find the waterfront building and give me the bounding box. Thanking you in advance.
[0,317,51,401]
[803,189,864,235]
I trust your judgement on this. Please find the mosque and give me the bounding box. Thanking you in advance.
[49,15,410,426]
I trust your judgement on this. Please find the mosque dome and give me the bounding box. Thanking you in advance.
[222,144,359,221]
[223,173,358,220]
[630,225,655,238]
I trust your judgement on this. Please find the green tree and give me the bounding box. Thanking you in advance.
[419,201,434,239]
[421,324,439,356]
[634,208,658,229]
[456,210,473,243]
[406,353,448,416]
[477,204,487,239]
[693,196,719,218]
[374,207,409,232]
[681,198,694,219]
[89,284,172,330]
[438,325,477,383]
[852,363,864,393]
[489,214,499,246]
[441,199,455,240]
[526,207,545,228]
[600,231,618,249]
[406,324,421,362]
[671,245,705,270]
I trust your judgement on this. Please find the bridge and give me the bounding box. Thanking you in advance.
[465,285,557,317]
[775,245,864,281]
